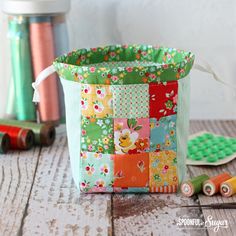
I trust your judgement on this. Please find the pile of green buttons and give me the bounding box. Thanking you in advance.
[188,133,236,163]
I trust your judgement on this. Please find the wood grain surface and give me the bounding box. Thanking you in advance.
[0,121,236,236]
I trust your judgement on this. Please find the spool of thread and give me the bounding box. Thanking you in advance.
[0,132,10,154]
[5,77,16,119]
[0,125,34,150]
[220,177,236,197]
[30,16,60,124]
[8,16,36,121]
[203,172,232,196]
[0,119,55,146]
[181,174,209,197]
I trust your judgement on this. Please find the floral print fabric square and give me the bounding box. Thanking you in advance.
[114,118,150,154]
[111,84,149,118]
[150,115,177,152]
[81,116,114,153]
[149,151,178,192]
[149,81,178,119]
[80,152,114,192]
[113,153,149,188]
[81,84,113,118]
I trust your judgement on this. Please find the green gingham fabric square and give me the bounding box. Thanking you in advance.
[111,84,149,118]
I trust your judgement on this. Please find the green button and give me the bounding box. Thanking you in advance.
[218,151,226,159]
[191,153,203,161]
[189,154,196,160]
[217,136,226,142]
[211,139,220,145]
[204,148,212,156]
[189,147,199,154]
[225,148,233,156]
[197,136,205,142]
[231,144,236,152]
[224,140,232,147]
[230,139,236,145]
[207,155,218,162]
[217,152,225,159]
[205,140,213,147]
[198,145,207,151]
[211,146,219,153]
[218,144,225,150]
[203,133,214,139]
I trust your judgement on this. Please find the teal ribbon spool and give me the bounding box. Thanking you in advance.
[8,16,36,121]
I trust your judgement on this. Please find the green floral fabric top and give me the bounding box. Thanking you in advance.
[53,45,195,85]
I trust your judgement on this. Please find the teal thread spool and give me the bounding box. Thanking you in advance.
[6,77,16,119]
[181,174,209,197]
[8,16,36,121]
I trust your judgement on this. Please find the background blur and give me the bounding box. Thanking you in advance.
[1,0,236,119]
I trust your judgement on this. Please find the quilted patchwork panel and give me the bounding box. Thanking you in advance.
[80,80,180,193]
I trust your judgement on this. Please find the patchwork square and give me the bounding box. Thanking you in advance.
[111,84,149,118]
[81,116,114,153]
[113,153,149,188]
[80,151,114,192]
[114,118,150,154]
[81,84,113,118]
[149,151,178,192]
[149,81,178,119]
[150,115,177,152]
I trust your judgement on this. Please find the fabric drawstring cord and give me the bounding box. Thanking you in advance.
[193,60,236,90]
[32,65,56,103]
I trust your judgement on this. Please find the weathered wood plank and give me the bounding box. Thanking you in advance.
[188,120,236,236]
[0,147,40,236]
[2,121,236,236]
[22,128,112,236]
[113,192,206,236]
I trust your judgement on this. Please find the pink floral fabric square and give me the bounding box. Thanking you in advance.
[114,118,150,154]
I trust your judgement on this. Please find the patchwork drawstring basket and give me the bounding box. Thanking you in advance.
[34,45,195,193]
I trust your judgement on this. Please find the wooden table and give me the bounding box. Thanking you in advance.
[1,121,236,236]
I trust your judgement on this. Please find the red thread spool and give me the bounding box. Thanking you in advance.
[30,17,60,124]
[0,125,34,150]
[203,172,232,196]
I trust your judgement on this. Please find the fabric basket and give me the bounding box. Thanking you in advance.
[39,45,195,193]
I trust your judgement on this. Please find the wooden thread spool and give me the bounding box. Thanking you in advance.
[0,119,55,146]
[181,174,209,197]
[220,177,236,197]
[0,125,34,150]
[203,172,232,196]
[0,132,10,154]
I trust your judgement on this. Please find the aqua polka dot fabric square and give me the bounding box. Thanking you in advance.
[111,84,149,118]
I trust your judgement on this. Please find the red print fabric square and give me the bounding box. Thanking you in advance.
[149,81,178,119]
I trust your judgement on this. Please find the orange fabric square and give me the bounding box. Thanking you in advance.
[113,153,149,188]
